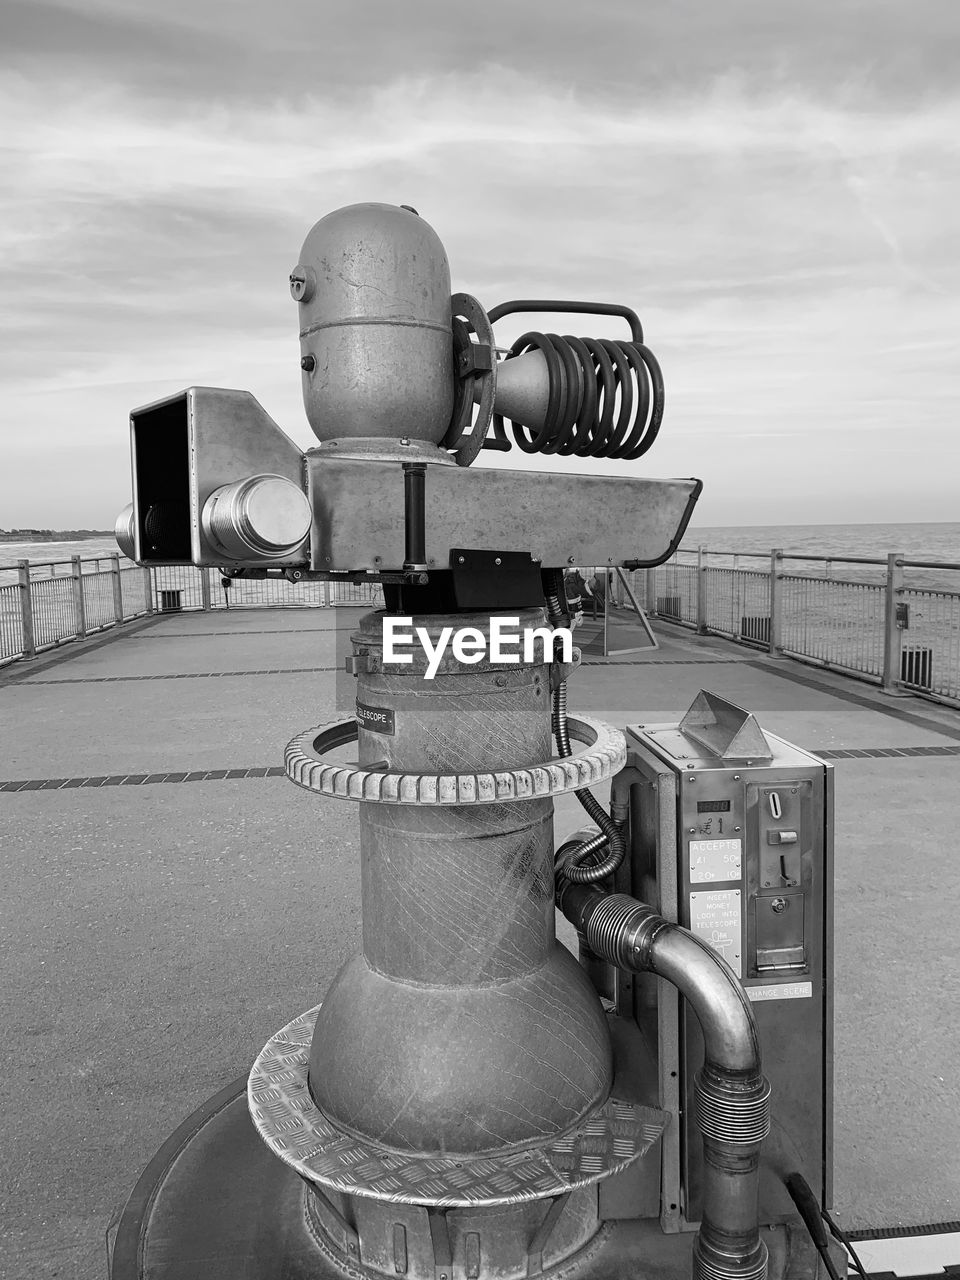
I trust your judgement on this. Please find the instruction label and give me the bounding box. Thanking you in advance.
[689,889,742,977]
[746,982,813,1002]
[689,838,742,883]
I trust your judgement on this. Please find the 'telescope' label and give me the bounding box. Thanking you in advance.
[356,703,396,735]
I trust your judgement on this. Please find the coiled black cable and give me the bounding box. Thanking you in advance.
[491,331,665,461]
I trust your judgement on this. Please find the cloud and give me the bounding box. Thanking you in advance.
[7,0,960,107]
[1,51,959,525]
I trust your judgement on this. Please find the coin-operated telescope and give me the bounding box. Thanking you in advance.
[110,204,836,1280]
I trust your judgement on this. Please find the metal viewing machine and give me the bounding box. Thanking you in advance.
[111,203,838,1280]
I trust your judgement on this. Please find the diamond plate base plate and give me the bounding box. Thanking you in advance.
[248,1005,666,1209]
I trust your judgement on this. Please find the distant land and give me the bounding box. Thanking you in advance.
[0,529,112,542]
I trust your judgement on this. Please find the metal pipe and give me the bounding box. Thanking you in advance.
[558,883,771,1280]
[402,463,427,570]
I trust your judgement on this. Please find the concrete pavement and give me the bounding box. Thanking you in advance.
[2,607,959,1278]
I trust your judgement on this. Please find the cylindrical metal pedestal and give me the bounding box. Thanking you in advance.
[108,1080,811,1280]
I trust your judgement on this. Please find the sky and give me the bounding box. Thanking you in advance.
[2,0,959,529]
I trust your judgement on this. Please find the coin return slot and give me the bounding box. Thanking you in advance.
[754,893,805,970]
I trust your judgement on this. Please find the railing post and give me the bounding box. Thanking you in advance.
[645,567,656,615]
[768,549,783,655]
[882,551,906,695]
[143,566,155,615]
[110,553,123,623]
[71,556,87,639]
[200,568,212,612]
[696,546,707,633]
[18,560,36,659]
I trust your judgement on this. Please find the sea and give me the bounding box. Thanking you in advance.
[2,522,960,590]
[679,522,960,591]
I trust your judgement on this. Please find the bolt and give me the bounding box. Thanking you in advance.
[399,438,410,446]
[373,556,381,564]
[289,266,316,303]
[458,555,465,564]
[300,354,316,373]
[735,825,742,832]
[733,774,741,780]
[568,555,575,564]
[494,557,502,566]
[495,675,506,687]
[688,827,696,834]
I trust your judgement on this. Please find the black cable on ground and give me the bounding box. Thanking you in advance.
[786,1172,874,1280]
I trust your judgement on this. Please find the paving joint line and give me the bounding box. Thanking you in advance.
[125,626,358,637]
[0,613,168,688]
[22,667,339,684]
[3,744,960,791]
[742,658,960,744]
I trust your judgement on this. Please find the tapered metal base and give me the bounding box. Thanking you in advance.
[107,1081,823,1280]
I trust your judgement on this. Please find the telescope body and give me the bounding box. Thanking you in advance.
[109,202,836,1280]
[296,203,455,458]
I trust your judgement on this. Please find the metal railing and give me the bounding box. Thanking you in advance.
[0,556,384,668]
[4,547,959,708]
[638,548,960,708]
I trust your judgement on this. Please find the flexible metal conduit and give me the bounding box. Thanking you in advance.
[557,881,771,1280]
[546,590,625,882]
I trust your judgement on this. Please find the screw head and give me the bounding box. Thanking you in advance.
[300,353,316,373]
[494,557,502,566]
[458,555,465,564]
[568,555,575,564]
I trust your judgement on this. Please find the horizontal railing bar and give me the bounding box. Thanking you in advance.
[676,550,889,566]
[779,574,884,589]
